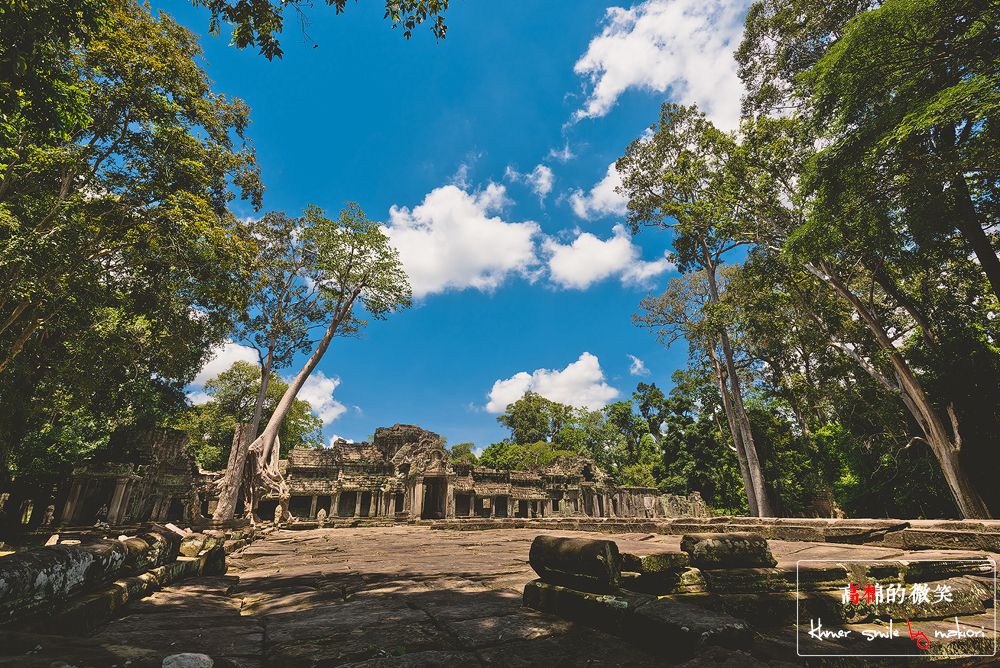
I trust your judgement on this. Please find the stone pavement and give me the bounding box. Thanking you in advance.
[0,525,996,667]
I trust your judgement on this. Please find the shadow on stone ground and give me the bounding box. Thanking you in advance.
[0,525,996,667]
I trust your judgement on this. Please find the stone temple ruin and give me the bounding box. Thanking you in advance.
[4,423,709,530]
[266,424,708,522]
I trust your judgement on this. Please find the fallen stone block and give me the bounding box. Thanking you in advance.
[701,567,794,594]
[771,525,825,542]
[620,550,689,573]
[528,535,621,593]
[139,526,181,567]
[681,532,777,569]
[881,528,989,551]
[900,557,995,582]
[179,534,207,558]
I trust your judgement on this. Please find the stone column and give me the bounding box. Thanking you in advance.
[411,478,423,520]
[353,491,363,517]
[366,492,375,517]
[117,479,136,524]
[469,493,477,518]
[309,495,318,519]
[445,479,455,519]
[489,496,496,518]
[107,479,128,526]
[60,478,85,526]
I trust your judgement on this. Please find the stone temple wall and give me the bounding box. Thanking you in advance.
[274,424,712,523]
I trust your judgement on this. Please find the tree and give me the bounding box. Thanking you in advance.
[496,391,576,446]
[212,211,342,520]
[241,203,411,523]
[733,0,998,518]
[618,105,774,517]
[0,0,109,137]
[807,0,1000,303]
[0,1,261,477]
[449,443,477,464]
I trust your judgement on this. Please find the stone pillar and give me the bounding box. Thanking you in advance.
[411,478,423,520]
[309,495,318,519]
[61,478,85,526]
[107,479,128,526]
[469,493,477,518]
[353,491,363,517]
[117,479,136,524]
[489,496,496,518]
[366,492,375,517]
[445,479,455,519]
[332,492,341,517]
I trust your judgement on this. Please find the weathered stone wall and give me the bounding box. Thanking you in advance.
[125,428,204,523]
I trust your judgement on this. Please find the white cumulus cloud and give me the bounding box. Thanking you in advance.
[485,352,621,413]
[572,0,749,131]
[628,354,651,376]
[192,341,259,387]
[328,435,355,446]
[505,164,555,203]
[544,224,674,290]
[568,162,627,220]
[384,183,542,298]
[296,370,348,425]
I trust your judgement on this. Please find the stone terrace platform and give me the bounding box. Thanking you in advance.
[0,520,997,667]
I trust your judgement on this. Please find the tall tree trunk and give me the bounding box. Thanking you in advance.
[212,422,254,520]
[708,345,759,516]
[701,245,774,517]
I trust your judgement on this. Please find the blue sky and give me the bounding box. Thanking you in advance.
[166,0,751,451]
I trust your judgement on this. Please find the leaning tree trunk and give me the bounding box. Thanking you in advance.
[241,285,364,523]
[805,259,992,520]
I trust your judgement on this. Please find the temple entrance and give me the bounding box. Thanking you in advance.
[455,494,471,517]
[359,492,372,517]
[421,477,447,519]
[338,491,357,516]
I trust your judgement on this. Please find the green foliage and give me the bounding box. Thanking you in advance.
[496,391,576,446]
[449,442,477,464]
[0,0,109,136]
[477,439,574,472]
[172,361,323,470]
[194,0,450,60]
[0,1,262,476]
